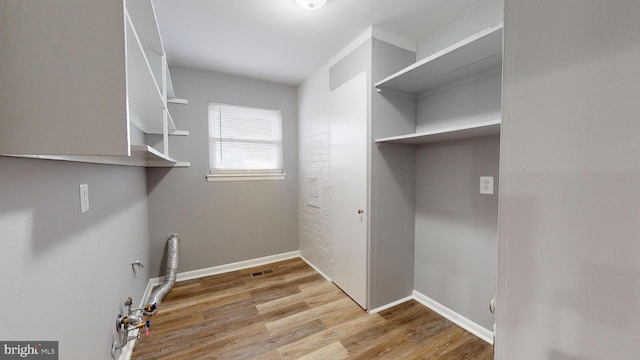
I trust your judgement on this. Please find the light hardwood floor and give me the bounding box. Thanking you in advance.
[132,258,493,359]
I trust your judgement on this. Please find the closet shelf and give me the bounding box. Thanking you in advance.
[375,24,503,96]
[375,119,501,145]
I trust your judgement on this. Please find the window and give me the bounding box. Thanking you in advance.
[207,103,285,182]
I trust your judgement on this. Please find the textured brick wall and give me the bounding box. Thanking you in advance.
[298,108,332,277]
[298,68,332,278]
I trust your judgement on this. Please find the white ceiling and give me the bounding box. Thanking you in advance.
[153,0,491,85]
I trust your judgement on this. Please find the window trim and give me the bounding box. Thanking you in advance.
[205,172,286,182]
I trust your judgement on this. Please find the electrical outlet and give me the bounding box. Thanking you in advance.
[480,176,494,195]
[79,184,89,213]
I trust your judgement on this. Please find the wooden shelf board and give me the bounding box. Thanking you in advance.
[375,24,503,96]
[375,120,501,145]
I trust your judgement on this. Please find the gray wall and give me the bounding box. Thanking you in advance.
[497,0,640,358]
[414,135,499,330]
[0,157,150,359]
[0,0,129,157]
[412,74,501,331]
[411,4,502,332]
[146,66,299,277]
[416,71,502,132]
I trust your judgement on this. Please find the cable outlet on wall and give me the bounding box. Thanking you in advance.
[480,176,494,195]
[79,184,89,213]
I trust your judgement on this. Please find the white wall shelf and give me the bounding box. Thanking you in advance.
[167,98,188,105]
[375,24,503,96]
[125,13,176,133]
[4,145,191,167]
[0,1,189,168]
[125,0,178,101]
[375,119,500,145]
[145,129,190,136]
[125,0,169,96]
[166,71,176,100]
[6,145,189,167]
[130,145,185,167]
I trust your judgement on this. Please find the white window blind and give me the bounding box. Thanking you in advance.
[208,103,284,181]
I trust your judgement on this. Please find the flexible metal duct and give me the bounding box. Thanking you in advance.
[145,234,180,314]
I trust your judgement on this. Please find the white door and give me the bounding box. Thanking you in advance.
[329,71,368,309]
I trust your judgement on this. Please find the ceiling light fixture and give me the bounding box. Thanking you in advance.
[296,0,327,11]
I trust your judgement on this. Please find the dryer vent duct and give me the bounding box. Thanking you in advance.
[146,234,180,314]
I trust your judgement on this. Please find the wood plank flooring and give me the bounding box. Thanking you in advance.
[132,258,493,359]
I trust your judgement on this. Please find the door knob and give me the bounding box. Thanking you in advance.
[357,209,364,214]
[490,294,495,314]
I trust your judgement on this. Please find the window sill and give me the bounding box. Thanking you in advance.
[206,173,287,182]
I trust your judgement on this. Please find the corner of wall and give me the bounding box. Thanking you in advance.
[416,0,504,61]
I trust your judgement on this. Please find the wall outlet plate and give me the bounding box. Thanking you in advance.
[480,176,494,195]
[79,184,89,213]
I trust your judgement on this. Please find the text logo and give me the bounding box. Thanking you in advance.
[0,342,57,359]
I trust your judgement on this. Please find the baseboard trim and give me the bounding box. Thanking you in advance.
[140,278,156,306]
[368,296,413,314]
[299,255,332,282]
[412,290,493,345]
[148,250,301,285]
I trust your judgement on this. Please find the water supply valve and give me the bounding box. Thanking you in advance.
[114,296,154,353]
[143,302,157,315]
